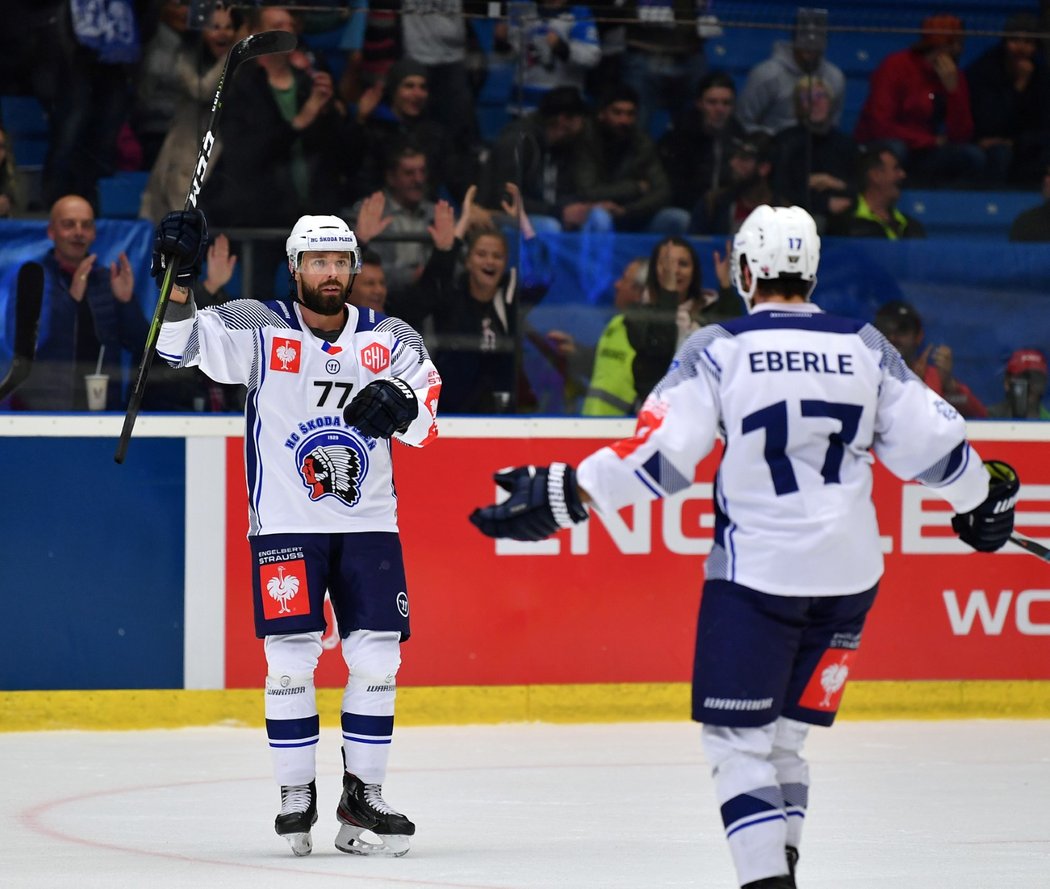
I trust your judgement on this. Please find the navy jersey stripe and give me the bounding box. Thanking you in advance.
[720,309,865,336]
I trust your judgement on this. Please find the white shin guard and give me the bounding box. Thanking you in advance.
[340,630,401,785]
[264,632,323,787]
[770,717,811,850]
[701,722,791,887]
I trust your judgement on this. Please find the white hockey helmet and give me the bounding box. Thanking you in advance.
[286,215,362,274]
[730,204,820,307]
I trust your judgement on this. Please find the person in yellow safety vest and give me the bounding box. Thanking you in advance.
[583,236,744,415]
[580,256,648,414]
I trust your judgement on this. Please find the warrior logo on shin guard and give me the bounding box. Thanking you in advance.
[296,430,369,507]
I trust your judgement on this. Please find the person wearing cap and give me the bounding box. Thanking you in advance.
[1008,156,1050,241]
[826,143,926,239]
[351,57,473,204]
[873,300,986,417]
[966,13,1050,185]
[479,85,598,232]
[153,207,440,858]
[574,83,690,234]
[693,131,776,235]
[737,9,846,136]
[854,14,984,186]
[989,348,1050,419]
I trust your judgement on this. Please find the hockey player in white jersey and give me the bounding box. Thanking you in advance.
[470,205,1018,888]
[153,210,441,858]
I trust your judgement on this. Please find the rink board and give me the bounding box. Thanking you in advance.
[2,416,1048,705]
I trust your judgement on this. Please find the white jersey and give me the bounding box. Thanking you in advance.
[158,298,440,536]
[576,302,990,597]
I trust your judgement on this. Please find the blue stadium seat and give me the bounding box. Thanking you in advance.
[10,137,48,167]
[0,95,49,139]
[1,95,49,171]
[706,26,777,80]
[478,61,516,106]
[98,171,150,219]
[899,189,1039,239]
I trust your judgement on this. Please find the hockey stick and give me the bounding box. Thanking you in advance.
[114,28,297,464]
[1009,534,1050,563]
[0,261,44,402]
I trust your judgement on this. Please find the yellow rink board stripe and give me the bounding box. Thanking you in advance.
[2,681,1049,732]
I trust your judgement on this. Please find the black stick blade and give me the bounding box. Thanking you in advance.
[232,29,297,65]
[14,261,43,360]
[1010,534,1050,563]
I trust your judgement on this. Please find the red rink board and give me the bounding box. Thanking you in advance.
[224,434,1049,688]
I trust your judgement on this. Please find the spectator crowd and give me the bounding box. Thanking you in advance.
[1,1,1049,418]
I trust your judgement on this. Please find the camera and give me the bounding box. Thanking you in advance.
[1007,376,1029,418]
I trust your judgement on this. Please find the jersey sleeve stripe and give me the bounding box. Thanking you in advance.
[915,441,972,487]
[632,468,664,498]
[639,452,692,496]
[215,301,294,331]
[376,317,430,362]
[860,323,913,383]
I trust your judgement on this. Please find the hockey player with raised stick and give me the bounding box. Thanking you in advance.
[470,204,1018,888]
[153,209,441,858]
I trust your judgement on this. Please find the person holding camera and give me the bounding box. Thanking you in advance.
[989,348,1050,419]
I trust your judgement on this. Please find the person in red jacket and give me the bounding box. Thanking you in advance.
[854,14,985,186]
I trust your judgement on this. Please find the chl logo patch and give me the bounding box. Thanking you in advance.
[270,337,301,373]
[799,648,857,712]
[360,341,390,373]
[260,560,309,620]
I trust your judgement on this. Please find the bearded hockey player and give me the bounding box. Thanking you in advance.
[469,205,1017,887]
[154,210,441,858]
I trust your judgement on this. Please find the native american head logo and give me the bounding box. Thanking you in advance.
[295,430,369,507]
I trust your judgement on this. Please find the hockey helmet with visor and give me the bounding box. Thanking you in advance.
[286,215,362,275]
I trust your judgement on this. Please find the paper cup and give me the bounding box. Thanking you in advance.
[85,374,109,411]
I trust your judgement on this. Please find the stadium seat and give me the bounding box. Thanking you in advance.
[98,171,150,219]
[899,189,1040,239]
[1,95,49,171]
[0,95,49,140]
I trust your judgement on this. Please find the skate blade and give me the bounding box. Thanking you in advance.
[280,831,313,857]
[335,824,410,857]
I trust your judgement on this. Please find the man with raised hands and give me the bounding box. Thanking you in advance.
[470,204,1017,888]
[153,208,441,859]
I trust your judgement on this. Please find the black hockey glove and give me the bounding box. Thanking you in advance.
[343,377,418,439]
[151,209,208,288]
[951,460,1018,552]
[469,463,589,542]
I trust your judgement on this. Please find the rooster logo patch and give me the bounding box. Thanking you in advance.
[295,429,369,507]
[270,337,301,372]
[259,559,309,620]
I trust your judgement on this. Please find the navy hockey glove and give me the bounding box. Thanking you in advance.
[151,209,208,288]
[951,460,1018,552]
[343,377,418,438]
[469,463,588,542]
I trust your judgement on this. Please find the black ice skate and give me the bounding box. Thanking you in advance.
[274,781,317,856]
[334,771,415,857]
[743,877,789,889]
[741,876,796,889]
[786,845,799,880]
